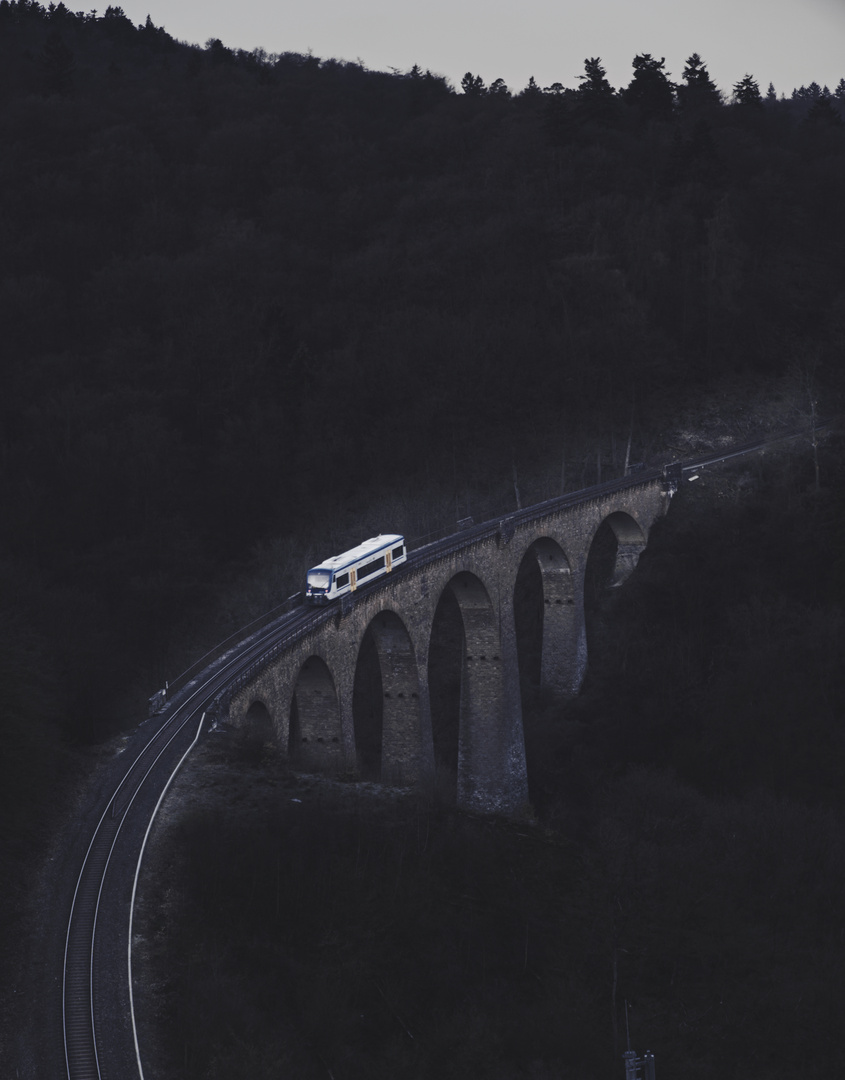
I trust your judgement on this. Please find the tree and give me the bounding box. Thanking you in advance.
[101,5,137,41]
[804,94,844,128]
[47,1,73,21]
[577,56,614,97]
[790,82,839,120]
[732,74,762,108]
[139,13,166,44]
[573,57,619,127]
[518,75,543,103]
[622,54,675,121]
[205,37,234,65]
[677,53,722,114]
[460,71,486,96]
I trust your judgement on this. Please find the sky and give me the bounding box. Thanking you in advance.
[118,0,845,98]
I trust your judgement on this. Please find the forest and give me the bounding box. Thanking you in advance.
[1,3,845,1076]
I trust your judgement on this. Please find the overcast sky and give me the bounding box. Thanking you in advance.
[119,0,844,98]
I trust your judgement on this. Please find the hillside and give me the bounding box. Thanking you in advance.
[2,6,844,743]
[1,7,845,1075]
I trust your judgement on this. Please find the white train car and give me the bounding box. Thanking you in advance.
[305,534,407,604]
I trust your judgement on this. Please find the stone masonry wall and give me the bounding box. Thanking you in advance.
[225,477,673,815]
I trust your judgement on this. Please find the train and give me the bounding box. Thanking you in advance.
[305,534,407,603]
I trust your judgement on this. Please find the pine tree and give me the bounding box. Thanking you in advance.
[575,57,618,126]
[804,94,844,128]
[623,54,675,120]
[732,74,762,108]
[577,57,614,97]
[518,75,543,103]
[678,53,722,114]
[140,13,165,42]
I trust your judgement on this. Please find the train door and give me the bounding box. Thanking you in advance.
[386,548,393,572]
[350,567,357,591]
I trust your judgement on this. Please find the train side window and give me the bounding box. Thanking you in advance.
[392,546,405,559]
[336,573,349,589]
[357,555,385,581]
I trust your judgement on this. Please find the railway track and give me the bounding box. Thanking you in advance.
[61,604,318,1080]
[60,420,835,1079]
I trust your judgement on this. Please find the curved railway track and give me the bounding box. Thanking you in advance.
[60,421,835,1079]
[61,604,318,1080]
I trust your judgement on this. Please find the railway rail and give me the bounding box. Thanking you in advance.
[61,604,315,1079]
[61,419,835,1079]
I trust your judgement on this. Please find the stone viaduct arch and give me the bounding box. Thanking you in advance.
[353,610,422,784]
[225,476,674,815]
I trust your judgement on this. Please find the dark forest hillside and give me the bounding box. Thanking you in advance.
[2,7,842,733]
[1,8,845,1073]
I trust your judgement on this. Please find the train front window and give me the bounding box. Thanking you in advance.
[307,570,331,590]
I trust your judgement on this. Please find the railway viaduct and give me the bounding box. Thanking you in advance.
[219,471,679,815]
